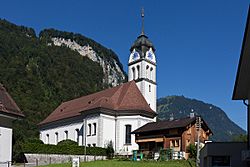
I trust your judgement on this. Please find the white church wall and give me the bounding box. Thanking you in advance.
[100,114,116,148]
[0,116,13,167]
[115,115,154,155]
[40,120,83,146]
[84,115,99,147]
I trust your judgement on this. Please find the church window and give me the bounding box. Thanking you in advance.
[88,124,91,136]
[64,130,68,139]
[146,65,149,78]
[137,65,140,79]
[93,123,96,136]
[75,129,79,144]
[125,125,132,144]
[150,67,153,80]
[149,85,151,92]
[46,134,49,144]
[132,67,135,80]
[55,132,58,144]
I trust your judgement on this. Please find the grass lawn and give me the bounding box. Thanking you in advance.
[39,160,195,167]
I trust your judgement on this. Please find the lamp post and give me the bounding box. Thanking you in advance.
[196,116,201,167]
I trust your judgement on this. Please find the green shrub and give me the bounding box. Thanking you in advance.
[22,143,107,156]
[105,141,114,159]
[186,144,196,158]
[57,139,78,146]
[25,138,44,144]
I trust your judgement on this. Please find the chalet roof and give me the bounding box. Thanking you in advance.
[0,84,24,118]
[132,116,211,134]
[233,6,250,100]
[39,81,156,126]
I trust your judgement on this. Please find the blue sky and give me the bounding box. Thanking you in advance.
[0,0,249,130]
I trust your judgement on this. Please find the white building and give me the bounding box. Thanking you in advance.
[0,85,24,167]
[39,12,157,155]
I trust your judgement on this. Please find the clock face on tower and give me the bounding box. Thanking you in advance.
[133,51,139,60]
[129,50,140,62]
[146,49,156,63]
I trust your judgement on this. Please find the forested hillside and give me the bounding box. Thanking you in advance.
[0,19,126,160]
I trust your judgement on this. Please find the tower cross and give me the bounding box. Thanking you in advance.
[141,8,145,35]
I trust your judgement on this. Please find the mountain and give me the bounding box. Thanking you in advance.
[157,95,246,141]
[0,18,126,157]
[39,29,126,87]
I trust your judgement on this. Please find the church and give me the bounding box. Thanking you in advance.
[39,11,157,155]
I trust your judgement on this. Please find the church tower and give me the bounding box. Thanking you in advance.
[128,9,157,112]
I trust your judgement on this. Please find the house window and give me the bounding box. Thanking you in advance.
[87,144,91,147]
[93,123,96,136]
[88,124,91,136]
[93,143,96,147]
[125,125,132,144]
[171,139,179,147]
[149,85,151,92]
[46,134,49,144]
[65,130,68,140]
[55,132,58,144]
[75,129,79,144]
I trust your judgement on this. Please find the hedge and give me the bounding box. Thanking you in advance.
[22,143,107,156]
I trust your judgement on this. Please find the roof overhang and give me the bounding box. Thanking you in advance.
[233,6,250,100]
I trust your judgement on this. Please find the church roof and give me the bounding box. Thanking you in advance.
[39,81,156,126]
[0,84,24,118]
[131,34,155,51]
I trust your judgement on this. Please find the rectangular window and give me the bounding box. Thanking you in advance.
[88,124,91,136]
[149,85,151,92]
[125,125,132,144]
[93,123,96,136]
[171,139,179,147]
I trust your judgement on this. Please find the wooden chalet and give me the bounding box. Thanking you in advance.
[132,115,212,158]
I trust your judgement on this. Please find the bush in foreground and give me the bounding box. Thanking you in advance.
[22,143,107,156]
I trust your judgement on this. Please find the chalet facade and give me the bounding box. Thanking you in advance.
[0,84,24,167]
[132,116,212,159]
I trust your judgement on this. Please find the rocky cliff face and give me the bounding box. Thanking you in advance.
[40,29,126,87]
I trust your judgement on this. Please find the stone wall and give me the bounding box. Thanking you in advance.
[24,153,106,166]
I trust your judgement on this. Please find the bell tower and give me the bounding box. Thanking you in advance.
[128,8,157,112]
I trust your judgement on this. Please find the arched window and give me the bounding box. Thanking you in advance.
[132,67,135,80]
[46,134,49,144]
[64,130,68,140]
[150,67,153,80]
[75,129,79,144]
[55,132,58,144]
[137,65,140,79]
[93,123,97,135]
[88,124,91,136]
[125,125,132,144]
[146,65,149,78]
